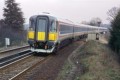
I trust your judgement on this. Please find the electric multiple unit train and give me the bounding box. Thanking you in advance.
[28,14,107,54]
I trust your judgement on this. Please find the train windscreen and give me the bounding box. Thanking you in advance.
[37,19,47,32]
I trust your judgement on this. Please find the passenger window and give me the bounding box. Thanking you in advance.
[50,21,57,32]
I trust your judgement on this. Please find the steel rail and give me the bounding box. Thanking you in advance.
[0,45,29,54]
[9,56,50,80]
[0,50,33,69]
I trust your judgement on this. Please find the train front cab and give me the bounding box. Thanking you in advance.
[28,15,58,53]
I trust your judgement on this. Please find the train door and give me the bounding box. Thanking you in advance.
[36,17,49,41]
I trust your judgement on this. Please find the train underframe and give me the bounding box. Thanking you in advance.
[28,34,88,54]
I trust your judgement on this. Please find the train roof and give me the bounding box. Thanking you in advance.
[30,14,56,20]
[30,14,107,29]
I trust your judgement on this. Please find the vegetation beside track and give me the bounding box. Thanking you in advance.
[56,40,120,80]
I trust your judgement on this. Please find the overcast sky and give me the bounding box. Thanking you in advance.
[0,0,120,24]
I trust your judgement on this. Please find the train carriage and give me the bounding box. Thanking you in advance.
[28,14,107,54]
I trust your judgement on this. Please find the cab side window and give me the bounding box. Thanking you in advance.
[29,18,35,30]
[50,20,57,32]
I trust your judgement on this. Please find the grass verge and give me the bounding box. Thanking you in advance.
[56,61,72,80]
[56,40,120,80]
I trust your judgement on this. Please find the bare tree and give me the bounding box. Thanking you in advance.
[81,21,90,25]
[89,17,102,26]
[107,7,120,21]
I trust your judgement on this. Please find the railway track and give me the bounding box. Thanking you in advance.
[0,50,46,80]
[9,57,48,80]
[0,41,84,80]
[0,45,29,54]
[0,49,32,69]
[7,41,83,80]
[0,45,49,80]
[0,45,30,59]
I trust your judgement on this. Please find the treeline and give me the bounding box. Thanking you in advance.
[0,21,27,47]
[0,0,27,47]
[108,7,120,58]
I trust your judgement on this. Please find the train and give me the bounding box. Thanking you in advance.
[27,14,107,54]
